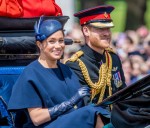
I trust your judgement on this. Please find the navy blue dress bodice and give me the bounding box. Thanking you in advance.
[8,60,84,127]
[8,60,110,128]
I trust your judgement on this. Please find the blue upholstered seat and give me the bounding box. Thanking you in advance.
[0,66,25,127]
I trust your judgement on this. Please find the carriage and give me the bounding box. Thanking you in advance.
[0,4,150,128]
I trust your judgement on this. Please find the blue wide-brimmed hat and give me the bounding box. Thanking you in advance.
[34,16,69,41]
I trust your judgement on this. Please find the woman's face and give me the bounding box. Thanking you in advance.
[37,30,65,61]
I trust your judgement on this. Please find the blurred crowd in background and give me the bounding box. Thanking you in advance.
[57,0,150,86]
[63,24,150,86]
[0,0,149,87]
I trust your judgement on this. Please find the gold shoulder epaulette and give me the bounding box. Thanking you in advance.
[105,47,116,54]
[65,51,84,63]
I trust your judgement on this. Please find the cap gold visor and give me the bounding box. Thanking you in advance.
[89,22,114,28]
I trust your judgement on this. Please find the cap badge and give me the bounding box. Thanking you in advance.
[104,12,108,18]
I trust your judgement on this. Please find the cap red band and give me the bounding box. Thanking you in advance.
[80,13,111,25]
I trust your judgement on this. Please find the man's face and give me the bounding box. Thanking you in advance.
[83,25,112,52]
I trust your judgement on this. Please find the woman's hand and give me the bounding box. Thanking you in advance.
[28,108,50,126]
[70,86,91,105]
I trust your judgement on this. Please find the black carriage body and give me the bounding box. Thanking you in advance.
[0,17,38,126]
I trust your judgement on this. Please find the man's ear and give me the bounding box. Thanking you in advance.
[82,26,90,36]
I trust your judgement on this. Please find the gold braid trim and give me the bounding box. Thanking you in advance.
[77,51,112,104]
[64,51,84,63]
[105,47,115,53]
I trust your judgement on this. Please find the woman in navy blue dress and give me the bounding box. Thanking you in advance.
[8,16,110,128]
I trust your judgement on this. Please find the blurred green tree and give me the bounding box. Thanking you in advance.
[125,0,147,30]
[75,0,148,32]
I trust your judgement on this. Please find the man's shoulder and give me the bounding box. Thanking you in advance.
[109,52,121,61]
[65,50,84,63]
[65,50,84,70]
[106,49,120,60]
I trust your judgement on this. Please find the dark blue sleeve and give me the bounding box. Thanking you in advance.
[8,68,43,111]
